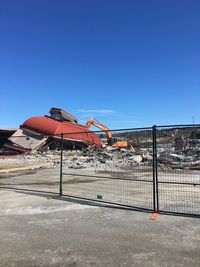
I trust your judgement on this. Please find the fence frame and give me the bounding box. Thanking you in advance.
[57,124,200,217]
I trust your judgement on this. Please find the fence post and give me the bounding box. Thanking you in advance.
[59,133,64,197]
[152,125,159,212]
[152,125,156,212]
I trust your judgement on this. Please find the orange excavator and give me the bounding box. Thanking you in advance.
[85,117,128,148]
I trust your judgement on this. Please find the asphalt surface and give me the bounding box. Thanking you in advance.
[1,166,200,215]
[0,188,200,267]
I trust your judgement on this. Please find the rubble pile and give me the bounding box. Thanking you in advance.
[0,150,60,168]
[158,148,200,168]
[2,145,200,171]
[2,126,200,171]
[1,147,149,170]
[62,147,144,169]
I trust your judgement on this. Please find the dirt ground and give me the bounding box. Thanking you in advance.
[0,167,200,266]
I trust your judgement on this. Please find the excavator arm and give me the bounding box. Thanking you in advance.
[85,117,128,147]
[85,117,114,145]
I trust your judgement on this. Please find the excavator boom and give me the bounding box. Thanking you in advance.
[85,118,113,139]
[85,117,128,148]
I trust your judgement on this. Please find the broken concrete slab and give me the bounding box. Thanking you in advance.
[9,129,48,150]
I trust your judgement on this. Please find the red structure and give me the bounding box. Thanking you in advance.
[19,107,102,149]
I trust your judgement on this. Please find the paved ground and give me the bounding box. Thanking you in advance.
[0,187,200,267]
[1,166,200,214]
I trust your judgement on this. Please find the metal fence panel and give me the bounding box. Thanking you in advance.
[156,125,200,216]
[2,124,200,217]
[0,135,60,194]
[61,128,155,211]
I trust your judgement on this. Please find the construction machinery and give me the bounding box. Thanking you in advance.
[85,117,128,148]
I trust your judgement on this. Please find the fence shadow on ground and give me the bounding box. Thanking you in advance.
[1,186,200,218]
[1,186,153,214]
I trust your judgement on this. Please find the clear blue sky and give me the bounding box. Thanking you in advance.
[0,0,200,129]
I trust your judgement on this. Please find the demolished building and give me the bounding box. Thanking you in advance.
[0,129,17,149]
[2,108,102,155]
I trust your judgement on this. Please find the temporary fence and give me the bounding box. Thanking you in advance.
[156,125,200,216]
[1,124,200,217]
[60,127,154,211]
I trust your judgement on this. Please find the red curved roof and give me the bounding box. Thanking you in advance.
[22,116,102,148]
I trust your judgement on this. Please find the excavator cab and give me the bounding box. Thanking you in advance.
[108,137,117,146]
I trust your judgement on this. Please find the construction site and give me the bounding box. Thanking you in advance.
[1,107,200,212]
[1,0,200,265]
[1,108,200,266]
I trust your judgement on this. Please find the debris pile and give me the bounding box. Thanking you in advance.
[158,148,200,169]
[62,147,144,169]
[156,129,200,169]
[0,147,149,172]
[0,150,61,169]
[1,109,200,172]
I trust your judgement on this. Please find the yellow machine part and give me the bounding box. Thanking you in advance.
[112,141,128,148]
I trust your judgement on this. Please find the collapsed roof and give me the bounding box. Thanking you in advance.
[3,108,102,155]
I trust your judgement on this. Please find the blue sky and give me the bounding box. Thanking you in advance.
[0,0,200,129]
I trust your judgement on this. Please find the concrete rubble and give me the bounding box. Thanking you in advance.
[1,117,200,172]
[2,139,199,172]
[62,147,144,169]
[156,131,200,169]
[0,147,146,172]
[158,148,200,169]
